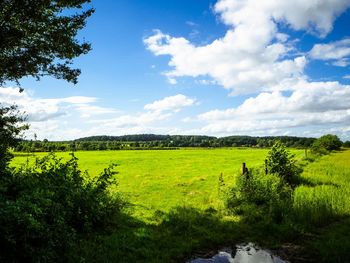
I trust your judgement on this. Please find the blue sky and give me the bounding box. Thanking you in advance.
[1,0,350,140]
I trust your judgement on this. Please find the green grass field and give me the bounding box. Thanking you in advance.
[12,148,350,262]
[12,148,282,218]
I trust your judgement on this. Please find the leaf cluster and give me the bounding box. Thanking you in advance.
[0,0,94,85]
[225,169,292,224]
[0,153,124,262]
[265,141,300,185]
[311,134,342,154]
[0,104,28,169]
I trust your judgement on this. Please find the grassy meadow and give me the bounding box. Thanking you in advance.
[12,148,350,262]
[13,148,289,218]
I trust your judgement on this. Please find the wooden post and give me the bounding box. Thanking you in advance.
[242,162,246,175]
[265,159,268,175]
[242,162,249,176]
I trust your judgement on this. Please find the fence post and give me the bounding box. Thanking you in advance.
[242,162,250,175]
[265,159,268,175]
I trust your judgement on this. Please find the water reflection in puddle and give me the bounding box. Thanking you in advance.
[188,243,288,263]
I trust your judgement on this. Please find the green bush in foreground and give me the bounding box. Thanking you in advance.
[0,153,124,262]
[225,169,292,223]
[265,141,300,185]
[225,142,298,223]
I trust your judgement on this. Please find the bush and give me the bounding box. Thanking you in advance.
[0,153,124,262]
[342,141,350,148]
[0,105,28,170]
[225,169,292,223]
[225,142,299,223]
[312,134,342,154]
[265,141,300,185]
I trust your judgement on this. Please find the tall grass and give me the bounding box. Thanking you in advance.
[292,150,350,227]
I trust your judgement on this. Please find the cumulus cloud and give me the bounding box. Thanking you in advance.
[144,0,350,95]
[0,87,117,122]
[0,87,122,140]
[91,94,196,130]
[64,94,196,140]
[144,94,195,112]
[196,80,350,135]
[214,0,349,36]
[76,105,117,118]
[309,38,350,67]
[144,29,306,95]
[0,88,197,140]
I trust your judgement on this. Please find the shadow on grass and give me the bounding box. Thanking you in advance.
[292,175,340,188]
[77,205,308,263]
[77,177,348,263]
[12,152,34,157]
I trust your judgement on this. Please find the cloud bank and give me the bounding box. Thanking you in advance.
[144,0,350,95]
[144,0,350,139]
[0,88,196,140]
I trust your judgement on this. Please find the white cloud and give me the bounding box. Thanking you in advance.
[196,80,350,136]
[76,105,117,118]
[0,87,118,122]
[89,111,171,128]
[144,29,306,95]
[144,94,195,112]
[144,0,350,95]
[80,94,196,137]
[0,87,121,140]
[214,0,349,36]
[0,90,195,140]
[309,38,350,66]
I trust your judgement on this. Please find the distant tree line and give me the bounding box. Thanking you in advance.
[15,134,320,152]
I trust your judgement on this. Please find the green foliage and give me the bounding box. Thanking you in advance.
[0,0,93,85]
[0,153,123,262]
[14,148,286,216]
[17,135,316,151]
[343,141,350,148]
[10,148,350,262]
[225,169,292,223]
[0,105,28,169]
[312,134,342,154]
[224,142,299,223]
[266,141,300,185]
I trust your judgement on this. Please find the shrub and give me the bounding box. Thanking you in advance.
[265,141,300,185]
[225,169,292,223]
[312,134,342,154]
[225,142,299,223]
[0,105,28,170]
[0,153,124,262]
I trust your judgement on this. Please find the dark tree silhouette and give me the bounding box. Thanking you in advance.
[0,0,94,85]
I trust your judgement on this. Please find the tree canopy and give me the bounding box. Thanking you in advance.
[0,0,94,85]
[0,105,28,169]
[312,134,342,154]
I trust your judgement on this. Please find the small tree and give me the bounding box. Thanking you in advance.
[312,134,342,154]
[0,105,28,170]
[266,141,298,185]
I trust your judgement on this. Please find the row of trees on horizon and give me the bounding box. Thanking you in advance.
[15,134,342,152]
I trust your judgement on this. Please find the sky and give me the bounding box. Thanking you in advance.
[1,0,350,141]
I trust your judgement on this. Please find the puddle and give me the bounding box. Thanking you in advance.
[188,243,289,263]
